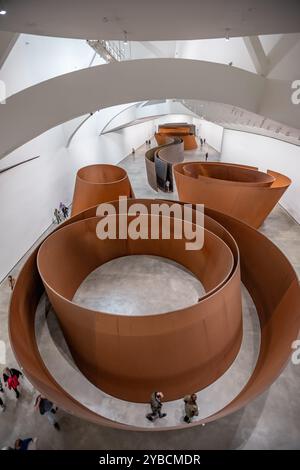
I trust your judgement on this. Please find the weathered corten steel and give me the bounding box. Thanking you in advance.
[145,137,184,191]
[71,164,134,216]
[36,210,241,402]
[9,198,300,431]
[155,124,197,150]
[174,161,291,228]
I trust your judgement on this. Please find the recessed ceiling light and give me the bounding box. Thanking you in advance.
[0,9,6,15]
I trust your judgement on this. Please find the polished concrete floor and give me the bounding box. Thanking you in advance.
[73,255,205,315]
[0,141,300,449]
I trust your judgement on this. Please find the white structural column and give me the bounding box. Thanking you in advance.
[243,36,269,76]
[0,32,19,69]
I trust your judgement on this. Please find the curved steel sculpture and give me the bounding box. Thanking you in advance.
[174,161,291,228]
[145,137,184,192]
[155,124,197,150]
[36,208,241,402]
[9,196,300,430]
[71,164,134,216]
[154,130,198,150]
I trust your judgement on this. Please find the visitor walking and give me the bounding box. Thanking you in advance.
[3,367,23,399]
[0,378,5,411]
[53,208,62,224]
[183,393,199,423]
[8,275,15,291]
[15,437,38,450]
[205,152,209,161]
[35,395,60,430]
[146,391,167,421]
[0,395,5,411]
[59,202,69,220]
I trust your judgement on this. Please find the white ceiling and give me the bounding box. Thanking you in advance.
[0,0,300,41]
[181,99,300,145]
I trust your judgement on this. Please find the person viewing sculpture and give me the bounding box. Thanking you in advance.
[34,394,60,430]
[59,202,69,219]
[183,393,199,423]
[0,377,5,411]
[146,391,167,421]
[53,208,62,224]
[7,275,15,291]
[15,437,38,450]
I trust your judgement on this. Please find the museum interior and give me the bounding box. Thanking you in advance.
[0,0,300,451]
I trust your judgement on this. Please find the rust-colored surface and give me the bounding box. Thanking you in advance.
[9,197,300,430]
[36,208,241,402]
[155,131,197,150]
[174,161,291,228]
[71,164,134,216]
[155,124,197,150]
[145,138,184,192]
[204,207,300,423]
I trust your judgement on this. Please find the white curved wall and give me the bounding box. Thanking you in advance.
[199,120,224,152]
[0,106,193,282]
[221,129,300,223]
[176,37,255,72]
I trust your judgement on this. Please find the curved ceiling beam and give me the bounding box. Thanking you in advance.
[66,113,94,148]
[101,100,197,134]
[0,59,264,160]
[99,102,144,135]
[1,0,300,41]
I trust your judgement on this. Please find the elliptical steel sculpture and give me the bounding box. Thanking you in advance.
[71,164,134,216]
[174,161,291,228]
[9,163,300,430]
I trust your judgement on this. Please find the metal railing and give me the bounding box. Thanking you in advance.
[87,40,127,63]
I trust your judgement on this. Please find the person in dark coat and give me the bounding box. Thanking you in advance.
[34,395,60,430]
[8,275,15,291]
[59,202,69,219]
[3,367,23,399]
[183,393,199,423]
[146,391,167,421]
[0,377,5,411]
[15,437,37,450]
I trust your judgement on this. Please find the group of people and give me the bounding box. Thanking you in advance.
[146,391,202,425]
[53,202,69,225]
[1,375,201,449]
[199,137,209,161]
[1,366,61,450]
